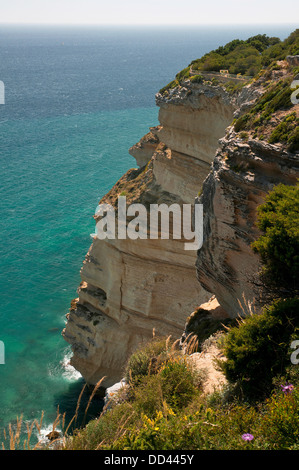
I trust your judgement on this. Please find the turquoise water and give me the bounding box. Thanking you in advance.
[0,106,159,440]
[0,24,296,440]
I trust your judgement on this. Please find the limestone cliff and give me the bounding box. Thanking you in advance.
[63,61,299,388]
[62,80,238,387]
[195,133,298,317]
[195,68,299,317]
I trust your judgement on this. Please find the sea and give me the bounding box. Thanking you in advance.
[0,23,296,444]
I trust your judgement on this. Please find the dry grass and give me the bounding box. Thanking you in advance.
[1,377,107,450]
[1,333,212,450]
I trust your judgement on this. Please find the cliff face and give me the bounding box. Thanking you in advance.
[195,130,299,317]
[62,81,237,387]
[63,66,298,387]
[195,66,299,317]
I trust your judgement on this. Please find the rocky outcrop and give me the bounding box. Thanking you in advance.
[63,80,238,387]
[286,55,299,67]
[187,343,227,395]
[128,128,160,168]
[155,84,235,167]
[195,126,299,317]
[180,296,231,350]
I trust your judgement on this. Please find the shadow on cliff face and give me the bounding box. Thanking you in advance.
[52,378,105,433]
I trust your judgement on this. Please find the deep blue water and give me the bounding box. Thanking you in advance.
[0,23,296,443]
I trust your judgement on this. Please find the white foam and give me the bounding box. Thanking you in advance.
[60,350,82,381]
[47,348,82,382]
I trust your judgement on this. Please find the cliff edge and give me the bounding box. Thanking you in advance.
[62,36,299,388]
[62,78,239,387]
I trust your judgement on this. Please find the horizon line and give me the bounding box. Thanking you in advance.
[0,21,297,27]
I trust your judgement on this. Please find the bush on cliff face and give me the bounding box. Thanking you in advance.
[268,112,299,153]
[124,336,203,410]
[220,183,299,398]
[124,337,172,386]
[234,77,294,133]
[220,298,299,398]
[159,79,179,95]
[190,74,203,84]
[252,182,299,299]
[130,357,202,417]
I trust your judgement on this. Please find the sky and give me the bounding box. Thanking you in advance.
[0,0,298,25]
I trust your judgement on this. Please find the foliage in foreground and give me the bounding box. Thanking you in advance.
[219,182,299,399]
[63,334,299,450]
[220,297,299,397]
[4,304,299,450]
[64,180,299,451]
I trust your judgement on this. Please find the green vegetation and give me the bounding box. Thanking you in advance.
[189,74,203,84]
[124,336,171,386]
[223,79,246,95]
[261,29,299,66]
[159,30,299,95]
[63,182,298,451]
[221,298,299,397]
[175,67,191,82]
[234,77,294,133]
[239,131,249,141]
[191,41,265,76]
[220,182,299,401]
[62,333,299,450]
[159,79,179,95]
[252,183,299,298]
[191,30,299,76]
[268,112,299,153]
[233,72,299,149]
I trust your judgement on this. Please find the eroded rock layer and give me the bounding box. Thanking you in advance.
[63,82,236,387]
[196,127,299,317]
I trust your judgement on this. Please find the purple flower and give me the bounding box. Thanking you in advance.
[242,433,254,442]
[281,383,294,394]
